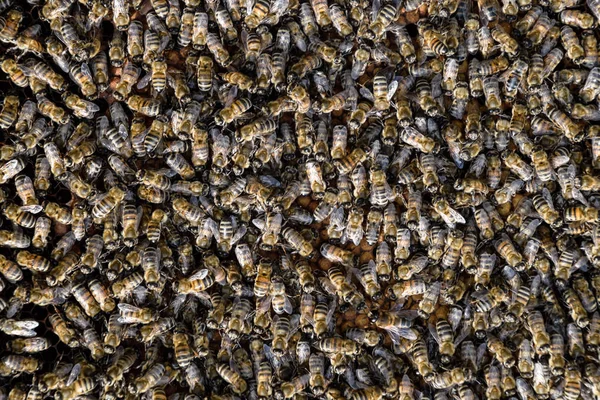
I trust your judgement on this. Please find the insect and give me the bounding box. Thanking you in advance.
[0,0,596,398]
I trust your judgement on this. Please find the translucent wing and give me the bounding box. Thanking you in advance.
[372,0,380,20]
[258,296,272,313]
[85,100,101,113]
[66,363,81,386]
[289,314,301,337]
[259,175,282,187]
[572,187,588,206]
[541,187,554,209]
[137,73,152,89]
[428,323,441,344]
[385,326,418,343]
[252,217,265,230]
[171,294,188,315]
[318,277,338,297]
[330,206,345,227]
[449,207,466,224]
[438,211,456,228]
[14,320,39,329]
[232,225,247,244]
[188,269,210,280]
[80,63,93,79]
[387,80,399,101]
[131,285,149,305]
[454,325,470,347]
[268,213,283,234]
[118,303,142,313]
[281,297,293,315]
[359,87,375,102]
[206,218,220,240]
[368,260,377,278]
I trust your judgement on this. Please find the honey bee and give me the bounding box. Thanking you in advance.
[227,297,253,339]
[105,29,125,67]
[0,318,39,338]
[206,32,232,67]
[561,25,585,63]
[113,62,141,101]
[1,355,39,374]
[48,313,78,348]
[127,95,161,117]
[129,363,165,394]
[1,59,28,88]
[283,227,314,257]
[118,303,157,325]
[90,187,126,223]
[174,268,214,295]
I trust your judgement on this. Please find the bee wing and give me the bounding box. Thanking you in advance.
[66,363,81,386]
[541,187,554,209]
[453,325,470,347]
[11,328,37,337]
[385,326,418,343]
[259,175,283,188]
[428,322,441,344]
[359,86,375,102]
[438,211,456,229]
[188,268,210,280]
[368,259,377,279]
[345,368,368,390]
[17,63,34,77]
[330,206,345,227]
[387,80,399,101]
[448,309,463,332]
[449,207,466,225]
[263,344,279,369]
[206,218,220,240]
[84,99,101,113]
[326,298,337,332]
[80,62,93,79]
[251,217,265,230]
[134,206,144,230]
[270,213,283,232]
[137,73,152,90]
[318,276,338,297]
[171,294,188,315]
[53,286,71,304]
[220,85,239,107]
[431,73,443,98]
[118,303,142,314]
[96,115,110,137]
[476,342,488,366]
[256,295,270,313]
[289,314,301,337]
[281,296,293,315]
[352,228,363,247]
[571,187,589,206]
[133,285,149,305]
[533,362,547,385]
[351,267,363,282]
[14,320,39,329]
[232,225,247,244]
[372,0,380,20]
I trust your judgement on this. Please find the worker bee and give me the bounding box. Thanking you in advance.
[118,303,157,325]
[129,363,166,394]
[1,59,28,88]
[127,95,161,117]
[206,32,232,67]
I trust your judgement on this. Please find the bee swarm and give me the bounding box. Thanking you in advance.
[0,0,600,398]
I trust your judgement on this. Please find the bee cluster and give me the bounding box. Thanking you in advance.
[1,0,600,398]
